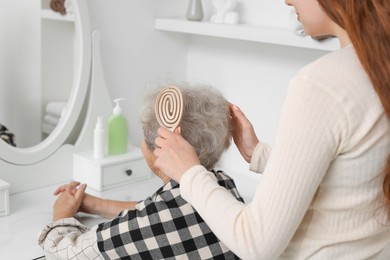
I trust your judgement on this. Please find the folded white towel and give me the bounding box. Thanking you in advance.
[45,102,67,118]
[43,114,60,127]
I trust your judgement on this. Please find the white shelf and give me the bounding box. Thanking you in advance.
[41,9,74,22]
[155,18,339,52]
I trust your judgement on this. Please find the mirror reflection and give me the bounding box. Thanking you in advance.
[0,0,75,148]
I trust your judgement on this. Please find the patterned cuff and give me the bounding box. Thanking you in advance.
[249,142,271,173]
[37,217,89,248]
[37,218,103,259]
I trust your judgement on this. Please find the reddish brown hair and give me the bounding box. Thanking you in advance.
[318,0,390,208]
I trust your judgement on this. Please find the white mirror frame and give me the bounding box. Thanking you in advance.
[0,0,91,165]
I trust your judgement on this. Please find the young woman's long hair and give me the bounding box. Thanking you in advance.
[318,0,390,210]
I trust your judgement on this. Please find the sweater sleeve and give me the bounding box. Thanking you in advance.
[180,75,348,259]
[38,217,103,259]
[249,142,271,173]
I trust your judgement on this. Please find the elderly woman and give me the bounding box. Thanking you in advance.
[38,83,244,259]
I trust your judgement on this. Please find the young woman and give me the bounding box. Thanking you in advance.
[154,0,390,258]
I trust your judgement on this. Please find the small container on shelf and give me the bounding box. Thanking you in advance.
[93,116,106,160]
[186,0,204,21]
[41,0,75,22]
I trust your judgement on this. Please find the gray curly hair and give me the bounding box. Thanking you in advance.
[141,82,232,170]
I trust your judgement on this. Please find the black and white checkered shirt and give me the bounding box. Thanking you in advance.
[38,170,244,259]
[96,170,244,259]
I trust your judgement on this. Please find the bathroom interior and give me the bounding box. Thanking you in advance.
[0,0,338,258]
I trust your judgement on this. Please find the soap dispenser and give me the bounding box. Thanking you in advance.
[108,98,128,155]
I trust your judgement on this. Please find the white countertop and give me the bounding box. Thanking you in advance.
[0,175,162,260]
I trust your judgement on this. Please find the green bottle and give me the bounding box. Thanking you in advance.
[108,98,128,155]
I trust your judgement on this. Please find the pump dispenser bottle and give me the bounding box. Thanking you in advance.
[108,98,128,155]
[93,116,106,159]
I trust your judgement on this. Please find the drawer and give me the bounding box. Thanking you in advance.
[102,158,149,189]
[73,148,152,192]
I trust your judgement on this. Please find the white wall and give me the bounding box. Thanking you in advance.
[85,0,329,174]
[86,0,189,147]
[0,0,41,147]
[187,37,328,173]
[186,1,328,173]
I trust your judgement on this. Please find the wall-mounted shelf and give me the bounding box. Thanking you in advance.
[155,18,339,52]
[41,9,74,22]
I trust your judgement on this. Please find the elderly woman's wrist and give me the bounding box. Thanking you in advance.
[83,194,104,215]
[53,212,73,222]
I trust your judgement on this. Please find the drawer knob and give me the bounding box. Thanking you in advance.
[125,169,133,176]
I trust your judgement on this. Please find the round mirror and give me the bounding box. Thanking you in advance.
[0,0,91,165]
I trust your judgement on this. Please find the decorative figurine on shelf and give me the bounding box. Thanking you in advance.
[50,0,66,15]
[210,0,240,25]
[186,0,204,21]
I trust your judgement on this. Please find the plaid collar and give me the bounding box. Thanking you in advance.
[153,169,219,196]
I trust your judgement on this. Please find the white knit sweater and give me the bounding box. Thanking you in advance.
[180,45,390,259]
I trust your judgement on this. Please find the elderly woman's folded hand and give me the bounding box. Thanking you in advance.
[53,183,86,221]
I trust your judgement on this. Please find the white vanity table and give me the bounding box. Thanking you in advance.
[0,175,162,260]
[0,168,259,260]
[0,169,260,260]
